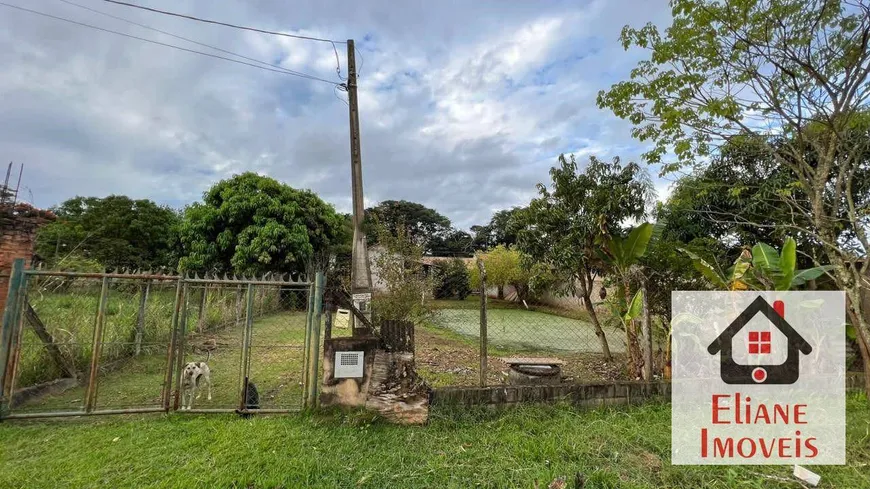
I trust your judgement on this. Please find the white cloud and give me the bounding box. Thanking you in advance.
[0,0,673,229]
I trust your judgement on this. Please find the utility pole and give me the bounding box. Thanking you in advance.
[346,39,373,332]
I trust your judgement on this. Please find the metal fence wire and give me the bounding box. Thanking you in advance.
[420,295,628,388]
[0,264,322,419]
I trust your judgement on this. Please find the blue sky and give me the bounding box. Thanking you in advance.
[0,0,673,229]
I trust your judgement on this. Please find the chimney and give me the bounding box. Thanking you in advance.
[773,300,785,318]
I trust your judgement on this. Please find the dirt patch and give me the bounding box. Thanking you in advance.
[415,326,627,387]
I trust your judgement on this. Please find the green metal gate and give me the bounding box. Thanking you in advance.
[0,259,325,419]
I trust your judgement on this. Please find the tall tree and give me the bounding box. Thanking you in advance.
[177,172,347,276]
[35,195,180,270]
[471,207,525,251]
[657,135,837,269]
[516,154,654,361]
[428,229,474,257]
[598,0,870,393]
[365,200,464,255]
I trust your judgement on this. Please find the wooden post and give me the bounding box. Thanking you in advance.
[477,258,488,387]
[640,276,653,382]
[85,276,110,413]
[24,299,77,378]
[172,282,190,411]
[135,280,151,355]
[323,301,333,341]
[161,279,183,412]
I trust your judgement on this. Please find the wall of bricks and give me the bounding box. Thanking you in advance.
[430,381,671,409]
[0,204,54,315]
[430,373,866,409]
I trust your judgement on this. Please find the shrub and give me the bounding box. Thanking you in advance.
[433,258,471,300]
[371,224,434,323]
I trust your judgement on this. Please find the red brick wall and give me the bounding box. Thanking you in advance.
[0,206,54,315]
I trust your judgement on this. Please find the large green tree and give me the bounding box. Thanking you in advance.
[177,173,347,276]
[470,207,525,251]
[598,0,870,393]
[516,154,654,361]
[428,229,474,257]
[35,195,180,270]
[365,199,472,255]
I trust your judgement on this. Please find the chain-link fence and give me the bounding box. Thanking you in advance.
[418,296,628,387]
[1,265,316,418]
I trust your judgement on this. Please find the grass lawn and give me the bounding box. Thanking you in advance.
[430,307,627,353]
[0,395,868,488]
[416,322,624,387]
[418,298,628,387]
[10,312,310,414]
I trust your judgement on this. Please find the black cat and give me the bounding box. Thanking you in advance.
[236,377,259,418]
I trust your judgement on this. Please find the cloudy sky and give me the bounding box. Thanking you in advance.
[0,0,673,229]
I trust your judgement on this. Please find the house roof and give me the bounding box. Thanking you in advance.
[707,296,812,355]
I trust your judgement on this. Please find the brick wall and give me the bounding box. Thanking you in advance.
[0,204,54,314]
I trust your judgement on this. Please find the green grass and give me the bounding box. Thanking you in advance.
[15,282,297,388]
[10,312,310,414]
[430,307,627,353]
[432,297,595,322]
[0,395,868,488]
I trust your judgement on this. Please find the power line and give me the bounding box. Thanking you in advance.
[99,0,346,79]
[0,2,339,85]
[55,0,331,82]
[100,0,344,44]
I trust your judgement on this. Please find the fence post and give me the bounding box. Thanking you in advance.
[238,284,255,411]
[477,257,488,387]
[3,270,29,410]
[162,279,183,412]
[302,281,316,408]
[85,276,110,413]
[306,272,325,407]
[0,259,25,409]
[172,282,190,410]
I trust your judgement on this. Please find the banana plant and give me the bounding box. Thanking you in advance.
[598,222,656,379]
[679,237,832,291]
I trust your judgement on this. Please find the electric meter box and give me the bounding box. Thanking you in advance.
[334,351,364,378]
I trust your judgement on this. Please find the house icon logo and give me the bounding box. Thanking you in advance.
[707,296,812,385]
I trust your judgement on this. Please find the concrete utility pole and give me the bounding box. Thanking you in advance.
[346,39,373,331]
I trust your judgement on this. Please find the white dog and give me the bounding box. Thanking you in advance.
[180,361,212,410]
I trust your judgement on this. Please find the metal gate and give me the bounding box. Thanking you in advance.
[0,259,325,419]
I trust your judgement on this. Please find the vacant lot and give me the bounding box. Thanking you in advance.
[0,395,868,488]
[431,308,626,353]
[419,299,627,386]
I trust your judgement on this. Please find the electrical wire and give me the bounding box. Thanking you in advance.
[0,2,339,85]
[100,0,344,44]
[333,84,349,107]
[97,0,345,80]
[55,0,333,81]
